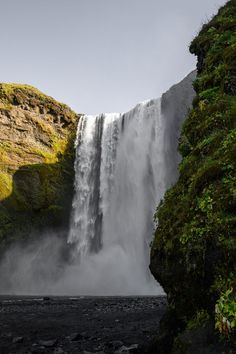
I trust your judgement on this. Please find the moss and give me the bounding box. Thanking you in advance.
[0,83,77,123]
[0,171,12,200]
[187,310,210,331]
[0,152,76,246]
[150,0,236,350]
[0,83,80,248]
[30,136,68,164]
[215,288,236,338]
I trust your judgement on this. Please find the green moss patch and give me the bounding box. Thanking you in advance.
[0,83,80,249]
[150,0,236,349]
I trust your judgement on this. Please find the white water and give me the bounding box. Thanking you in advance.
[68,99,167,294]
[0,71,195,295]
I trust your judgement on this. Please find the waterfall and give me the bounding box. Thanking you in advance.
[69,99,165,254]
[68,113,121,256]
[68,102,161,294]
[0,72,195,296]
[67,72,196,295]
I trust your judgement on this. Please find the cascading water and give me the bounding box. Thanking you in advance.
[0,71,195,295]
[66,71,196,295]
[68,101,164,294]
[68,100,165,252]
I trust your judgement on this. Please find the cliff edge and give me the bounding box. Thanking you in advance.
[0,84,80,249]
[150,1,236,352]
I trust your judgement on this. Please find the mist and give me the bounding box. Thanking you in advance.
[0,232,161,296]
[0,72,195,296]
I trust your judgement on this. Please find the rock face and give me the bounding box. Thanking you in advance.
[150,0,236,352]
[0,84,80,248]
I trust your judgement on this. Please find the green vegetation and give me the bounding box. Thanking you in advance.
[150,0,236,350]
[215,288,236,336]
[0,171,12,199]
[0,83,77,124]
[0,83,80,249]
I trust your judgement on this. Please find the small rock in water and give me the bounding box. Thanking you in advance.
[38,339,57,347]
[12,336,24,344]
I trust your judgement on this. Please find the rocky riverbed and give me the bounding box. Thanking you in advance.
[0,295,166,354]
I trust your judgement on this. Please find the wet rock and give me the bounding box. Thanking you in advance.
[114,344,139,354]
[106,340,124,349]
[70,332,84,341]
[12,336,24,344]
[43,296,51,301]
[0,296,165,354]
[83,351,105,354]
[53,348,66,354]
[2,332,12,338]
[93,345,103,351]
[31,347,44,354]
[38,339,57,347]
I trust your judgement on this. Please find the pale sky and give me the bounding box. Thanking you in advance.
[0,0,226,114]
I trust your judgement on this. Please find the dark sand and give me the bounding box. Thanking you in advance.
[0,295,166,354]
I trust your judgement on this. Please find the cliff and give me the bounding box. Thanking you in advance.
[150,0,236,352]
[0,84,80,249]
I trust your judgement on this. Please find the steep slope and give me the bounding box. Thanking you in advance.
[0,84,80,249]
[150,0,236,352]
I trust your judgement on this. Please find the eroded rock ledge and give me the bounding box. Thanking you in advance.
[0,84,80,248]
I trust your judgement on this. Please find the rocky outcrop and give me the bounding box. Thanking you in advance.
[0,84,80,248]
[150,1,236,352]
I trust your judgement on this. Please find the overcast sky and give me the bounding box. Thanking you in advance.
[0,0,226,114]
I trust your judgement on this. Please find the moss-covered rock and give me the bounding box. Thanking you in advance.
[150,1,236,352]
[0,83,80,249]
